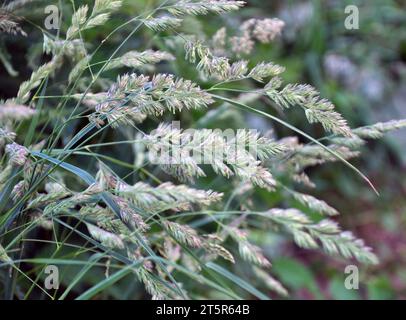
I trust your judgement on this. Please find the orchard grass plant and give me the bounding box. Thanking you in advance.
[0,0,405,300]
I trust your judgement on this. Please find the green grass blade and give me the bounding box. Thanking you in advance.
[75,264,137,300]
[206,262,270,300]
[58,253,105,300]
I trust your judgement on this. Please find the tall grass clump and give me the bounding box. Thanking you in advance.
[0,0,405,299]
